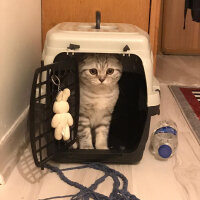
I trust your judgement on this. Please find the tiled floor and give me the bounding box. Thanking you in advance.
[0,55,200,200]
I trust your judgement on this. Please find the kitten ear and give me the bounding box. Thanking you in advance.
[113,54,122,62]
[77,54,86,63]
[78,53,90,66]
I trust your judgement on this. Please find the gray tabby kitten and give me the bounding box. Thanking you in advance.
[78,54,122,149]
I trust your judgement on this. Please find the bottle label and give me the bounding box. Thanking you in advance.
[154,126,177,135]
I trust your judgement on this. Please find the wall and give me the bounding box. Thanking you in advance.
[0,0,41,141]
[0,0,41,182]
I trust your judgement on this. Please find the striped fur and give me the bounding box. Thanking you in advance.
[77,54,122,149]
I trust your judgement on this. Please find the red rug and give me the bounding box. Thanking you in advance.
[169,86,200,144]
[180,88,200,120]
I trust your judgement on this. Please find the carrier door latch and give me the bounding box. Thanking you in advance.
[123,45,130,52]
[67,43,80,50]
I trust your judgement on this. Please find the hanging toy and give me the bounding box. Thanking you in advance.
[51,75,73,141]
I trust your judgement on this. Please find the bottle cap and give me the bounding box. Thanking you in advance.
[158,145,172,158]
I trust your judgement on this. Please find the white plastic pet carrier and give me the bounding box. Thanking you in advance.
[30,15,160,167]
[42,22,160,107]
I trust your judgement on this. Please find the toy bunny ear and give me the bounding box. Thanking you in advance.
[56,91,63,101]
[62,88,70,101]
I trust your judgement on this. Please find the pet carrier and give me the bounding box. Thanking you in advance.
[30,16,160,167]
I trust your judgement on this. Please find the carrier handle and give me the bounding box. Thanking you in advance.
[96,11,101,29]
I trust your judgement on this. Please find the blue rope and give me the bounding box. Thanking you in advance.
[39,163,140,200]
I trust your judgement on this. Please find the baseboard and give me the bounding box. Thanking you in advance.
[0,107,30,184]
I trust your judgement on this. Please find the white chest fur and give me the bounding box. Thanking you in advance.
[80,87,119,127]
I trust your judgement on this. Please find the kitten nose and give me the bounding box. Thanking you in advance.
[99,77,105,83]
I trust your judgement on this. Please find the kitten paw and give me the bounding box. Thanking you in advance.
[96,145,109,150]
[80,144,94,149]
[72,142,78,149]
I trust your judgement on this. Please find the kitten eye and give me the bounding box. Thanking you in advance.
[89,68,98,75]
[106,68,114,75]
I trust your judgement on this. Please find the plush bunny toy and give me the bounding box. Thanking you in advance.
[51,88,73,141]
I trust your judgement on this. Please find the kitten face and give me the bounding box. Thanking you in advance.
[79,54,122,87]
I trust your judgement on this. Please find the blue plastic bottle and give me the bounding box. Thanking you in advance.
[150,120,178,160]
